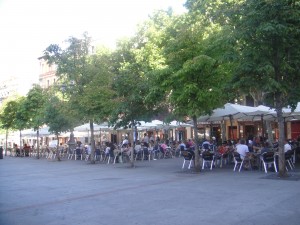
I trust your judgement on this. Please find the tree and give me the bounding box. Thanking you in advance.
[44,96,73,161]
[44,33,116,163]
[222,0,300,177]
[24,85,47,159]
[0,100,18,155]
[110,10,173,166]
[14,97,30,149]
[155,11,231,172]
[110,38,156,167]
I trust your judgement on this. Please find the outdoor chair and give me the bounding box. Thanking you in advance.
[260,152,277,173]
[75,148,83,160]
[285,150,295,171]
[232,152,251,172]
[143,147,151,161]
[181,150,194,169]
[202,143,210,151]
[201,151,215,170]
[85,154,90,161]
[104,149,114,164]
[214,152,229,168]
[94,149,101,161]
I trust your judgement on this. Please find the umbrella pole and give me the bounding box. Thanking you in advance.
[261,114,264,139]
[230,115,234,140]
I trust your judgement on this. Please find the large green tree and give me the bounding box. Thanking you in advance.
[24,85,47,159]
[220,0,300,177]
[44,33,116,163]
[0,100,18,155]
[44,96,73,161]
[14,96,31,149]
[109,11,174,166]
[156,10,231,171]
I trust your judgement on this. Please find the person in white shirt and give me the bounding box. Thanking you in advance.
[284,139,292,152]
[122,137,129,146]
[142,133,149,144]
[236,139,249,159]
[86,143,92,155]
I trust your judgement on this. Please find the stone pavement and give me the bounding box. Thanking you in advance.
[0,156,300,225]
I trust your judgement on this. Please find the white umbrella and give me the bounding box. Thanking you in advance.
[197,103,257,122]
[197,103,258,140]
[74,122,111,132]
[238,105,276,121]
[21,127,51,137]
[282,102,300,121]
[159,120,193,129]
[137,120,163,130]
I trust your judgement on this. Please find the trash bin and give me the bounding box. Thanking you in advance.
[0,146,3,159]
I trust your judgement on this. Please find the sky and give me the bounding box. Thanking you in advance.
[0,0,186,87]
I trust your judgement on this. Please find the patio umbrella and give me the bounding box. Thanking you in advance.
[197,103,257,139]
[197,103,257,122]
[74,122,111,132]
[282,102,300,121]
[21,127,51,137]
[237,105,277,138]
[137,120,164,130]
[169,120,193,128]
[237,105,276,122]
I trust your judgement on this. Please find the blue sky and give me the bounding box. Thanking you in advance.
[0,0,186,86]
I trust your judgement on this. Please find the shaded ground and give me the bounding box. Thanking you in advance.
[0,156,300,225]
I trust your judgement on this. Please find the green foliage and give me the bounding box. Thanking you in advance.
[225,0,300,107]
[14,97,30,131]
[159,12,231,119]
[0,100,18,131]
[44,33,116,125]
[110,11,173,129]
[44,96,72,135]
[24,85,47,130]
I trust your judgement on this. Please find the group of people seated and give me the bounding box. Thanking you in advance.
[13,143,32,157]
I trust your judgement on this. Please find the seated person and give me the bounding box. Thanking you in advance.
[252,137,261,153]
[237,139,258,169]
[122,143,133,157]
[134,141,142,154]
[284,139,292,153]
[160,142,168,153]
[236,139,250,159]
[217,141,229,155]
[187,139,195,150]
[201,139,211,151]
[260,142,271,154]
[105,142,111,155]
[122,137,129,147]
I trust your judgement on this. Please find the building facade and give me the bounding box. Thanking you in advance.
[38,57,57,89]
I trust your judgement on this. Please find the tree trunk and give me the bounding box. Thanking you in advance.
[36,129,40,159]
[193,115,201,172]
[221,120,226,142]
[5,129,8,156]
[56,135,61,161]
[277,108,287,177]
[19,130,22,151]
[90,120,95,164]
[129,121,135,168]
[266,120,274,144]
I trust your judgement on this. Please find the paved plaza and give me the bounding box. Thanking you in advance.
[0,156,300,225]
